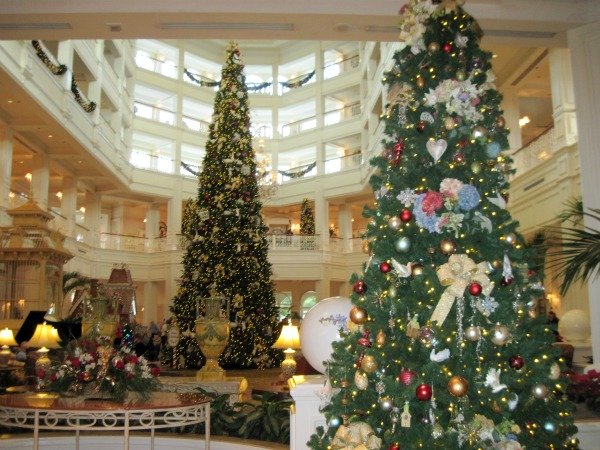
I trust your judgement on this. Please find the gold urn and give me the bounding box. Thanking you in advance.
[195,291,230,380]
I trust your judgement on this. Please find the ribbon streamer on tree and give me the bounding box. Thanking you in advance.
[430,254,494,325]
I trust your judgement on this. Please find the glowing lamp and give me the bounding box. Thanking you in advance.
[272,324,301,380]
[0,328,17,366]
[28,322,61,373]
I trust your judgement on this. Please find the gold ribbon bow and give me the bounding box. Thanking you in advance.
[331,421,382,450]
[430,254,494,325]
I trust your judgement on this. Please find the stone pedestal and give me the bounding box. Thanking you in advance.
[288,374,328,450]
[159,376,248,405]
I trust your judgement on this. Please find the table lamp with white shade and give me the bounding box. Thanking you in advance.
[0,328,17,366]
[28,322,61,373]
[272,323,301,380]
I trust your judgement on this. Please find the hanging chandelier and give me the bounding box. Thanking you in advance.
[255,137,278,199]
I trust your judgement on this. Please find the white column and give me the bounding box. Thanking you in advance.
[500,86,522,152]
[110,200,124,249]
[143,281,159,325]
[31,153,50,209]
[338,204,353,253]
[84,191,102,246]
[145,202,160,250]
[0,127,13,225]
[289,375,328,450]
[61,176,78,238]
[568,21,600,367]
[167,180,183,249]
[548,48,578,150]
[314,193,329,251]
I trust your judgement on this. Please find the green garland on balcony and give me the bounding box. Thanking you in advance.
[180,161,200,176]
[278,161,316,178]
[71,75,97,113]
[183,68,315,91]
[31,40,68,75]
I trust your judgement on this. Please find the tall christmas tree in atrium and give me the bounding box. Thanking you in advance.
[310,1,578,448]
[300,198,315,235]
[170,42,280,370]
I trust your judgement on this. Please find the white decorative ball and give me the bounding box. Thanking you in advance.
[300,296,352,374]
[558,309,591,343]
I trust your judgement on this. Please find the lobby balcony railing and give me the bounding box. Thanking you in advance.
[511,126,557,177]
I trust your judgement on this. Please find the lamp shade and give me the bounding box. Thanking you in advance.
[273,325,301,350]
[28,322,61,349]
[0,328,17,347]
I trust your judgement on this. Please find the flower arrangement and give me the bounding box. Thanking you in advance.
[568,370,600,413]
[41,336,160,402]
[410,178,481,234]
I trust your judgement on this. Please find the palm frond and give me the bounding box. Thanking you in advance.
[547,225,600,296]
[63,271,92,295]
[557,197,583,225]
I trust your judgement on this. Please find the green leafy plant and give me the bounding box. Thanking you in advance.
[176,389,292,444]
[547,197,600,295]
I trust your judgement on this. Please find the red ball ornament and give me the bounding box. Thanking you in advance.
[509,355,525,370]
[416,120,426,133]
[353,280,367,294]
[397,368,416,385]
[357,329,372,348]
[468,282,482,296]
[416,383,432,401]
[379,261,392,273]
[389,444,400,450]
[442,42,453,53]
[400,209,412,223]
[501,276,514,286]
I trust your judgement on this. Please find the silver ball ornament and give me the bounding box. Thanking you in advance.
[388,216,401,230]
[472,125,488,139]
[490,324,510,345]
[395,236,411,253]
[532,383,549,400]
[379,396,393,411]
[465,325,481,341]
[505,232,517,245]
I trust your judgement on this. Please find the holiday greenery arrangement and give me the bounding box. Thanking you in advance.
[309,0,578,449]
[169,41,280,370]
[42,336,160,402]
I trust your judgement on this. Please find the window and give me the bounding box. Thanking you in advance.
[276,292,292,321]
[301,291,317,318]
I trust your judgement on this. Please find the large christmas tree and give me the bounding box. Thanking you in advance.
[310,1,578,449]
[169,42,281,370]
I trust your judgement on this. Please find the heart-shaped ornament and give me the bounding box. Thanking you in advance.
[426,139,448,163]
[420,111,435,123]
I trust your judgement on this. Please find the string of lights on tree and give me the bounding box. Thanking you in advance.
[308,0,578,449]
[168,42,281,370]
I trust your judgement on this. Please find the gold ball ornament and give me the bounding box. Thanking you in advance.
[532,383,549,399]
[416,76,425,88]
[444,116,456,130]
[428,42,440,53]
[465,325,481,341]
[432,423,444,439]
[340,379,350,388]
[354,370,369,390]
[492,259,502,269]
[472,125,488,139]
[361,355,378,373]
[505,232,517,245]
[456,69,466,81]
[411,263,424,276]
[376,329,386,346]
[471,161,482,174]
[496,116,506,129]
[350,306,368,324]
[492,401,502,413]
[388,284,398,298]
[491,324,510,345]
[439,238,456,255]
[448,376,469,397]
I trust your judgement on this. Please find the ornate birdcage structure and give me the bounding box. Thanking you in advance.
[0,200,73,324]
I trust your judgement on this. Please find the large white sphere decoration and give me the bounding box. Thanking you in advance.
[558,309,591,343]
[300,296,352,374]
